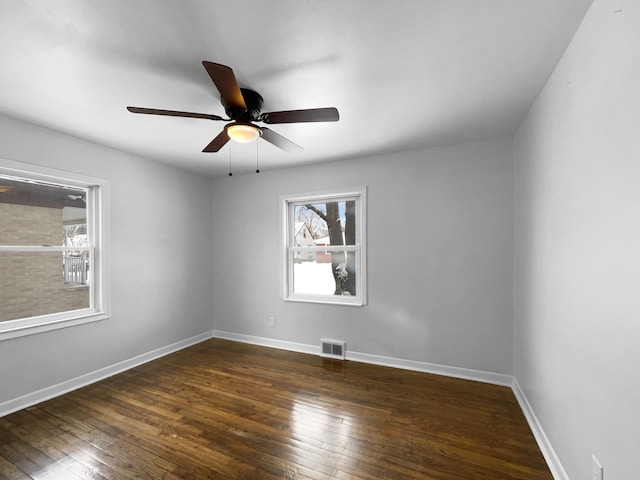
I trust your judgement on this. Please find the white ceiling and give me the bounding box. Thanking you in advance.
[0,0,592,178]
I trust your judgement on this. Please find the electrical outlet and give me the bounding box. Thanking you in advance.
[591,455,603,480]
[268,316,275,327]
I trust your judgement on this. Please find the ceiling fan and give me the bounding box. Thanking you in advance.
[127,61,339,153]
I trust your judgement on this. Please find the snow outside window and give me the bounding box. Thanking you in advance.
[281,186,367,306]
[0,158,110,341]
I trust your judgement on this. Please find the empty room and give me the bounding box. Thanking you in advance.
[0,1,638,479]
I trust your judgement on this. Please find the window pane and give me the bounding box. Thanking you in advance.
[292,251,357,296]
[0,251,90,322]
[0,177,87,246]
[293,200,356,247]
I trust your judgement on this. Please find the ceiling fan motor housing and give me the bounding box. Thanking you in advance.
[224,88,264,121]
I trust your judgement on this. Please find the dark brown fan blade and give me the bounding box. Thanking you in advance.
[127,106,224,121]
[260,128,303,152]
[260,107,339,124]
[202,130,230,152]
[202,61,246,110]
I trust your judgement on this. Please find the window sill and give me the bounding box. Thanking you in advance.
[0,310,110,342]
[284,295,366,307]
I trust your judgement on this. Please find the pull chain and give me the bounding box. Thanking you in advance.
[256,138,260,174]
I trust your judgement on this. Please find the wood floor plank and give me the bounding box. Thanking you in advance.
[0,453,31,480]
[1,339,552,479]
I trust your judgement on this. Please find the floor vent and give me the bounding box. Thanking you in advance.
[321,339,346,360]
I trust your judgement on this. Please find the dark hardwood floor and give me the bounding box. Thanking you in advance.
[0,339,552,479]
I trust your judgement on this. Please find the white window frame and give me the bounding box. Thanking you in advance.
[281,186,367,306]
[0,158,110,341]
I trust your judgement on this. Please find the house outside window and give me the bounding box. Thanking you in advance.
[0,158,110,340]
[281,186,367,306]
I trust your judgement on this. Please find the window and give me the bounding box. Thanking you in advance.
[0,158,110,340]
[281,186,366,306]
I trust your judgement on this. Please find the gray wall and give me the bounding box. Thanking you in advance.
[0,114,214,404]
[212,138,514,375]
[513,1,640,478]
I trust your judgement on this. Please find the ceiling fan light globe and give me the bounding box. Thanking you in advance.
[227,124,261,143]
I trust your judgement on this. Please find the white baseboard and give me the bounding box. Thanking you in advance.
[212,330,318,356]
[511,378,569,480]
[212,330,512,386]
[0,330,214,418]
[347,350,513,386]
